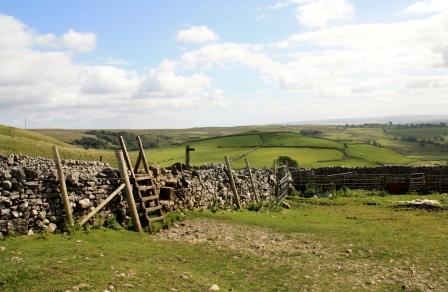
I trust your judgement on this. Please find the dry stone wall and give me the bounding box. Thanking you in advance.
[290,166,448,193]
[293,166,448,176]
[0,154,125,237]
[0,154,276,237]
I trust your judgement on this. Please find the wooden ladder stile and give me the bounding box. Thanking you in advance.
[118,136,165,233]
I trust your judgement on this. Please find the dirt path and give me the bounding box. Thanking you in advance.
[156,218,447,291]
[157,219,324,259]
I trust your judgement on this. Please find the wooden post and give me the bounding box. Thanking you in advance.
[118,136,135,178]
[136,136,150,174]
[185,145,190,169]
[225,155,241,209]
[245,158,259,202]
[116,150,142,232]
[273,159,278,197]
[52,146,74,226]
[185,145,195,169]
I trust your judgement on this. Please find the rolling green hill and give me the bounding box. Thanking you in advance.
[0,125,117,162]
[386,126,448,144]
[3,124,448,168]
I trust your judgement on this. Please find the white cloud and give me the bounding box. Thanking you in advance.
[61,29,96,52]
[179,8,448,114]
[295,0,355,28]
[0,13,96,52]
[258,1,292,11]
[80,66,141,94]
[0,13,36,49]
[176,26,218,44]
[0,14,224,128]
[257,0,355,28]
[138,59,212,98]
[2,5,448,128]
[405,0,448,14]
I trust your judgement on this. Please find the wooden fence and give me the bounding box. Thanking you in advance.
[291,170,448,194]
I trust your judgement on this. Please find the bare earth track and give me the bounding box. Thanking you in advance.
[157,218,448,291]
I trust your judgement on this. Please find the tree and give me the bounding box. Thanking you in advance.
[278,156,299,168]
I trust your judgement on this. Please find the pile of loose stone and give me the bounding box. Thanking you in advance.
[0,154,277,237]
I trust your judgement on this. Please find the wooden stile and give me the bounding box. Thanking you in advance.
[118,136,165,233]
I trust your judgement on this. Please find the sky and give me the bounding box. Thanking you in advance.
[0,0,447,129]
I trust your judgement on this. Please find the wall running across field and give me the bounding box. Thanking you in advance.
[0,154,276,237]
[291,166,448,193]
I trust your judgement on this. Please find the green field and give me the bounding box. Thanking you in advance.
[346,144,413,165]
[1,194,447,291]
[2,124,448,168]
[387,126,448,144]
[261,132,343,148]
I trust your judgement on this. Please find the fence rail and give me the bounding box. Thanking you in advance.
[276,166,289,203]
[292,170,448,194]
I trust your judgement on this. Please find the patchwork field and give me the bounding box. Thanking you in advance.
[2,124,448,168]
[1,194,447,291]
[386,127,448,146]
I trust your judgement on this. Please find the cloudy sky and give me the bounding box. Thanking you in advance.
[0,0,447,129]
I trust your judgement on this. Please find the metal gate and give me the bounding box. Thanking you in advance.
[276,165,289,203]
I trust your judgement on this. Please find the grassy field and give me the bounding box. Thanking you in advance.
[0,125,115,162]
[1,194,447,291]
[3,124,448,168]
[387,126,448,142]
[345,144,413,165]
[260,132,343,149]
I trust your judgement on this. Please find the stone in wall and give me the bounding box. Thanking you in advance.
[0,154,278,237]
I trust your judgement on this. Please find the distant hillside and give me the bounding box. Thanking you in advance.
[3,124,448,168]
[287,115,448,126]
[0,124,115,163]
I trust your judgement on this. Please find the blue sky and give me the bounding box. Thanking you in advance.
[0,0,447,128]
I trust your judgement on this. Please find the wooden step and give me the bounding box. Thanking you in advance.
[135,175,154,182]
[142,195,159,202]
[145,205,162,212]
[138,185,155,191]
[148,216,165,223]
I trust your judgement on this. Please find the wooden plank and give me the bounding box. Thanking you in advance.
[145,205,162,212]
[118,136,135,179]
[78,184,125,226]
[52,146,74,226]
[142,195,159,202]
[138,185,156,191]
[136,136,151,174]
[148,216,165,223]
[116,150,142,233]
[135,175,153,181]
[245,158,259,202]
[133,151,142,174]
[225,155,241,209]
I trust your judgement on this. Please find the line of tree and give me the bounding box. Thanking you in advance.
[73,130,162,150]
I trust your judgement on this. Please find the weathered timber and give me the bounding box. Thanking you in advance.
[116,150,142,232]
[245,158,259,202]
[79,183,125,226]
[225,155,241,209]
[52,146,74,226]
